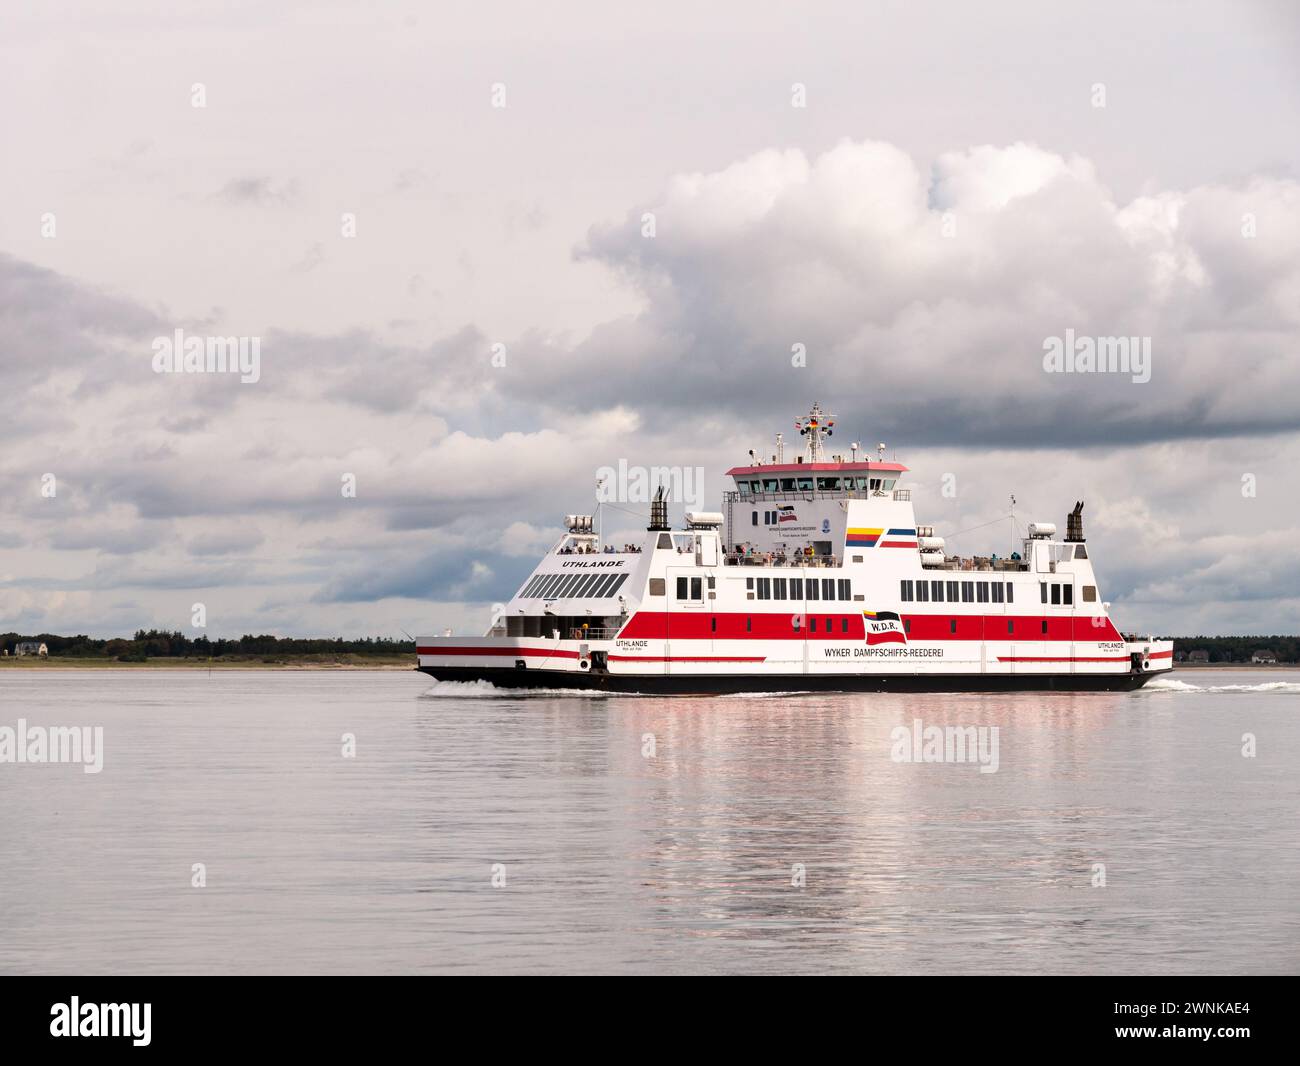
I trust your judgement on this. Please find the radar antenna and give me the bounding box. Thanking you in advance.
[794,402,835,464]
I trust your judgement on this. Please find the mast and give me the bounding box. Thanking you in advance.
[794,402,835,463]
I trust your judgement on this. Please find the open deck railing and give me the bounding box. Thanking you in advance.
[724,553,840,568]
[567,627,621,641]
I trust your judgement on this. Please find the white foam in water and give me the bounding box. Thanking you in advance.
[419,679,618,698]
[1144,677,1202,692]
[1143,677,1300,694]
[420,680,502,697]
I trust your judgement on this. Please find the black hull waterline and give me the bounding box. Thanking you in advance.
[417,665,1170,694]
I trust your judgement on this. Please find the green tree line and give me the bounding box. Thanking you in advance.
[2,631,1294,662]
[1172,635,1298,663]
[2,630,415,661]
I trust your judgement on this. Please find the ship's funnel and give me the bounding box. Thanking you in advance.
[648,484,670,531]
[1065,500,1085,542]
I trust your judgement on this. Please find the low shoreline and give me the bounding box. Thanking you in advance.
[1172,662,1295,669]
[0,657,415,670]
[1,659,1293,672]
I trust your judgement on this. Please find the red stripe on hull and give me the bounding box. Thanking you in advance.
[608,655,767,663]
[997,655,1128,663]
[616,612,1123,643]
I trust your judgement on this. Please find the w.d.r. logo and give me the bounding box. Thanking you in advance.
[863,610,906,645]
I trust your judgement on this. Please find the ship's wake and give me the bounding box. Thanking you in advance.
[1143,677,1300,694]
[418,679,616,698]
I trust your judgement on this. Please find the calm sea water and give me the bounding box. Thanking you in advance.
[0,668,1296,975]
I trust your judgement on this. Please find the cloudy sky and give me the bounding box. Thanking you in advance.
[2,0,1298,639]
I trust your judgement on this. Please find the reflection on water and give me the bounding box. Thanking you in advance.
[0,669,1296,974]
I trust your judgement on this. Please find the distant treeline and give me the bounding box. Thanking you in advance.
[1172,635,1297,663]
[2,630,1294,663]
[2,630,415,661]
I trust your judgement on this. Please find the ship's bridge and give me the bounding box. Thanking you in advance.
[721,403,913,560]
[727,461,909,498]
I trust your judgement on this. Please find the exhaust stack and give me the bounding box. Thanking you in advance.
[1065,500,1085,542]
[647,484,670,532]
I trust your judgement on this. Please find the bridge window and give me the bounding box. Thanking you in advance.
[1063,584,1073,605]
[757,578,771,600]
[931,580,944,602]
[900,580,914,602]
[991,583,1004,604]
[807,580,819,601]
[1082,585,1097,602]
[774,578,787,599]
[790,578,803,599]
[1006,582,1014,603]
[816,477,841,490]
[1075,544,1088,559]
[1040,583,1048,603]
[838,579,851,600]
[780,478,797,490]
[649,578,665,596]
[762,479,779,492]
[798,477,814,491]
[947,580,958,601]
[869,478,882,491]
[1051,584,1061,605]
[676,577,687,599]
[822,578,835,600]
[977,582,989,603]
[916,582,929,602]
[961,581,974,603]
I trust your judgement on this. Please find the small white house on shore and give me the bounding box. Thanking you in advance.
[14,641,49,657]
[1251,650,1278,664]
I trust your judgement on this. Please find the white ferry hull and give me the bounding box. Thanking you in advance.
[415,662,1172,693]
[415,637,1174,693]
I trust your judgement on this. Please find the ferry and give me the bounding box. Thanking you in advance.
[417,404,1173,692]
